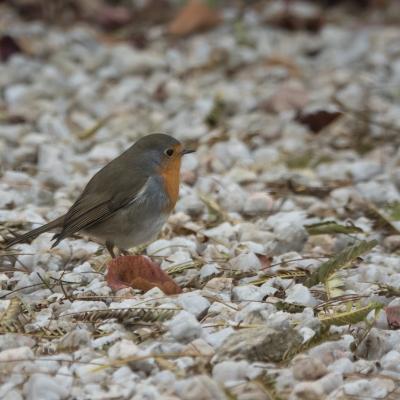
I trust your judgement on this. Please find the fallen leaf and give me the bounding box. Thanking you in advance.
[107,255,182,295]
[296,109,342,133]
[168,0,220,37]
[385,306,400,329]
[0,35,22,62]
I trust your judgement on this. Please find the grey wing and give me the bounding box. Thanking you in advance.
[51,175,150,246]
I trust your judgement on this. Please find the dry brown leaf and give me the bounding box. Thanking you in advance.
[0,35,22,62]
[168,0,220,37]
[296,109,342,133]
[385,306,400,329]
[107,255,181,295]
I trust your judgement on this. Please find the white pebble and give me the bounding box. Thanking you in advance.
[178,292,210,319]
[167,311,203,343]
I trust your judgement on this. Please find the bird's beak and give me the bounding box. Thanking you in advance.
[181,148,195,155]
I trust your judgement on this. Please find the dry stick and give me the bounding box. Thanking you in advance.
[55,248,74,302]
[0,283,45,299]
[9,253,30,273]
[201,294,239,311]
[36,272,55,294]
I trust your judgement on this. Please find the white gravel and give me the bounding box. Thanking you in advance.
[1,0,400,398]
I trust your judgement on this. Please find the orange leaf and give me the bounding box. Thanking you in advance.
[107,255,181,295]
[168,0,220,37]
[385,306,400,329]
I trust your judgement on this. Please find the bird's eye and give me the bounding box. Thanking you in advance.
[165,148,174,157]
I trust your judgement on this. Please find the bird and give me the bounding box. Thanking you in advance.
[5,133,194,258]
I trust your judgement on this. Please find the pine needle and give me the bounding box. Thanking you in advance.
[166,260,203,275]
[318,302,383,328]
[63,307,178,324]
[305,221,363,235]
[76,114,113,140]
[305,240,378,288]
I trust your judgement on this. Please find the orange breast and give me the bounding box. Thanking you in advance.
[160,156,181,212]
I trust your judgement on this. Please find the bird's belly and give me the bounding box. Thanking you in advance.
[82,206,169,250]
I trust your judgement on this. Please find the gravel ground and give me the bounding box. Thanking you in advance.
[1,1,400,399]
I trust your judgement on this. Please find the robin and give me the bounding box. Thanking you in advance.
[5,133,194,258]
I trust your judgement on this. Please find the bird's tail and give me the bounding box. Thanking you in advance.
[4,216,64,248]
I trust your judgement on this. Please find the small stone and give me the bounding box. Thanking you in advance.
[3,390,23,400]
[206,327,235,349]
[355,328,400,360]
[203,222,237,245]
[212,360,249,386]
[229,252,262,273]
[87,142,120,163]
[167,311,203,343]
[176,194,205,217]
[243,192,274,216]
[185,338,215,357]
[318,372,343,395]
[308,337,354,365]
[383,235,400,252]
[356,181,400,205]
[147,239,174,257]
[348,160,382,182]
[73,360,108,384]
[143,287,166,298]
[202,277,233,302]
[343,378,395,399]
[327,357,354,375]
[238,223,275,244]
[175,375,227,400]
[23,373,69,400]
[178,291,210,319]
[169,237,198,255]
[286,284,317,307]
[232,285,265,302]
[214,326,302,363]
[293,381,324,400]
[229,381,271,400]
[265,212,308,254]
[200,263,219,280]
[108,339,139,360]
[292,356,328,381]
[218,183,247,213]
[380,350,400,372]
[0,346,34,363]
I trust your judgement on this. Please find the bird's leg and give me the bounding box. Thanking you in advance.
[119,248,130,256]
[105,241,116,258]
